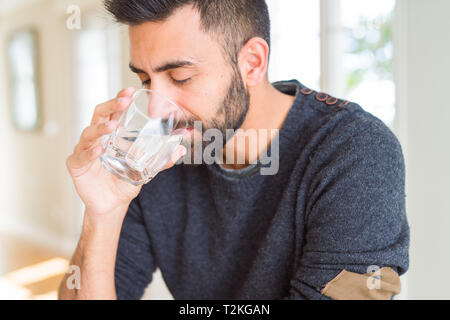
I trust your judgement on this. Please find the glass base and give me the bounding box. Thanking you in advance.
[100,153,152,186]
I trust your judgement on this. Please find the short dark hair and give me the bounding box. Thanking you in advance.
[104,0,271,63]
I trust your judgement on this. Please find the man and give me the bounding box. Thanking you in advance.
[59,0,409,300]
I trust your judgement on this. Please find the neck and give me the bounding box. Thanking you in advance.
[221,80,295,170]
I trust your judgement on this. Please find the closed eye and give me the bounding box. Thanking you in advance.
[141,77,191,87]
[172,77,191,85]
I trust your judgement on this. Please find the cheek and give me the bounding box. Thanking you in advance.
[174,75,227,121]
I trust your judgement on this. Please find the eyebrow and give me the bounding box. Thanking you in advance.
[129,60,196,75]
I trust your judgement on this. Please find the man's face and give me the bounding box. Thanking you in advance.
[128,5,249,147]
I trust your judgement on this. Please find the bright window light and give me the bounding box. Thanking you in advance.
[267,0,321,90]
[341,0,396,126]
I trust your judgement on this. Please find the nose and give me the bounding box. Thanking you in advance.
[145,90,167,119]
[144,90,186,132]
[144,82,188,128]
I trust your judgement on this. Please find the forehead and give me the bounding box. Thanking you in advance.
[128,5,224,69]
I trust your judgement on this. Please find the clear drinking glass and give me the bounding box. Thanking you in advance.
[100,89,188,186]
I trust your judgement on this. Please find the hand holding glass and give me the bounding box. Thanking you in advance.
[100,89,188,186]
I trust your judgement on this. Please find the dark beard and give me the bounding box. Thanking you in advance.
[208,64,250,144]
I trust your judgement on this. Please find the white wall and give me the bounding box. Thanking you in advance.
[398,0,450,300]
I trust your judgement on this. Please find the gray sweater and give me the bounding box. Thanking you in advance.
[114,80,410,300]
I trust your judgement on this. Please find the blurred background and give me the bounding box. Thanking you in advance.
[0,0,448,300]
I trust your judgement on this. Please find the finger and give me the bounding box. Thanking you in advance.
[76,120,118,152]
[110,87,136,122]
[161,145,187,172]
[90,87,135,126]
[116,87,136,99]
[90,96,130,126]
[67,145,104,172]
[111,112,122,122]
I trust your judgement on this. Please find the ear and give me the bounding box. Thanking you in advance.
[237,37,269,88]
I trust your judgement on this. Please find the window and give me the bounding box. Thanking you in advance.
[73,14,122,136]
[341,0,396,126]
[268,0,396,127]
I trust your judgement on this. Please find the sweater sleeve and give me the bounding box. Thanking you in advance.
[287,111,410,300]
[114,194,156,300]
